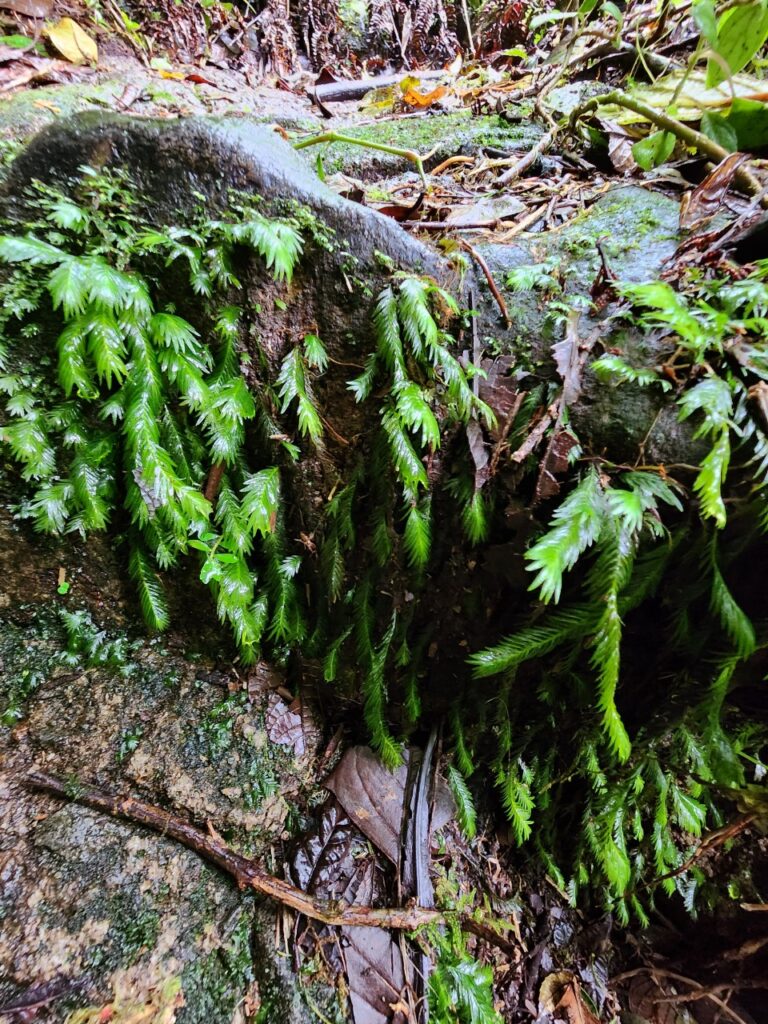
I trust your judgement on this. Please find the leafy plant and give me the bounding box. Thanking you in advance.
[462,263,768,919]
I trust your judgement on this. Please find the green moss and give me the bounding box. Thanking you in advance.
[305,112,542,176]
[179,907,254,1024]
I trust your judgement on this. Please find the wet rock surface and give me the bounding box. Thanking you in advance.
[0,497,320,1022]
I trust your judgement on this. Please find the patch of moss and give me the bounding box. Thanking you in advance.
[307,111,542,177]
[179,906,255,1024]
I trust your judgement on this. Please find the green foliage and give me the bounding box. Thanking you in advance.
[463,262,768,918]
[447,764,477,839]
[428,925,501,1024]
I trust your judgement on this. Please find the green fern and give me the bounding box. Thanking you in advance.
[447,765,477,839]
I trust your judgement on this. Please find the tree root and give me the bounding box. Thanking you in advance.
[25,771,443,931]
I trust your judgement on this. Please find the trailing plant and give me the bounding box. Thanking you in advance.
[463,264,768,919]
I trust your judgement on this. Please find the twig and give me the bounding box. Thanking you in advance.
[25,771,443,931]
[458,240,510,326]
[569,90,768,205]
[495,124,561,185]
[293,131,428,186]
[650,812,755,884]
[508,403,559,463]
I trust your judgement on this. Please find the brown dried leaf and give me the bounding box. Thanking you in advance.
[324,746,409,864]
[264,693,306,754]
[627,975,678,1024]
[533,429,579,503]
[680,152,750,231]
[324,746,452,865]
[478,355,520,441]
[466,418,489,490]
[552,309,583,407]
[0,0,51,15]
[344,926,408,1024]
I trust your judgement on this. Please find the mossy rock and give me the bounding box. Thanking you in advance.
[473,185,705,464]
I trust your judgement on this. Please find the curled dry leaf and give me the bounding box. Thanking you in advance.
[680,152,751,231]
[44,18,98,67]
[264,692,319,756]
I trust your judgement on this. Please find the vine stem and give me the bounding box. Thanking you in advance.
[293,131,428,187]
[569,90,768,206]
[25,771,444,931]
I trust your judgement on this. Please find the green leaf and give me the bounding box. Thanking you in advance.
[0,234,65,265]
[710,557,756,658]
[694,428,730,527]
[700,111,739,152]
[47,258,90,317]
[48,197,89,232]
[499,763,534,843]
[707,1,768,87]
[632,130,676,171]
[692,0,718,44]
[150,312,200,354]
[129,543,169,631]
[469,604,596,677]
[241,467,280,536]
[591,353,672,391]
[303,333,328,371]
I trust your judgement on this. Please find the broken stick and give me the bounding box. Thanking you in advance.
[25,771,443,931]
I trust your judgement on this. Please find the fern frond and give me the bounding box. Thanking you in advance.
[403,499,432,569]
[498,761,534,843]
[241,467,280,537]
[525,469,607,603]
[128,542,169,631]
[447,765,477,839]
[469,604,596,677]
[591,354,672,392]
[710,552,756,659]
[694,428,730,527]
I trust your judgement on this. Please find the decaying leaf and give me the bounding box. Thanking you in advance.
[467,418,490,490]
[44,18,98,66]
[446,195,526,226]
[0,0,52,16]
[264,692,319,756]
[540,972,600,1024]
[533,429,579,503]
[344,926,409,1024]
[552,309,584,407]
[324,746,410,864]
[679,152,750,231]
[401,83,447,107]
[478,355,520,441]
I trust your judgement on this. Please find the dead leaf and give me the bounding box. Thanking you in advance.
[0,0,51,16]
[533,429,579,503]
[402,84,447,107]
[376,192,424,222]
[556,980,601,1024]
[44,18,98,66]
[446,196,525,226]
[344,926,408,1024]
[264,692,318,756]
[552,309,584,407]
[477,355,520,441]
[324,746,453,865]
[680,152,750,232]
[324,747,409,864]
[467,419,489,490]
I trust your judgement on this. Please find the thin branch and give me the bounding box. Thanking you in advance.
[459,240,510,325]
[25,771,443,931]
[293,131,427,186]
